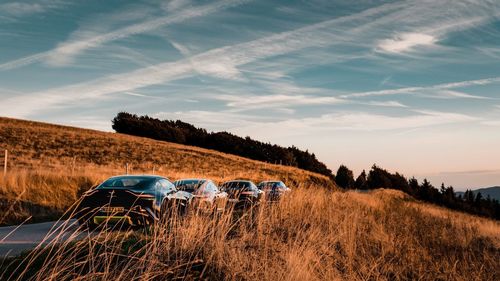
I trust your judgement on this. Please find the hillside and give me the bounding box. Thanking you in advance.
[2,188,500,280]
[0,117,333,225]
[457,186,500,201]
[1,117,499,280]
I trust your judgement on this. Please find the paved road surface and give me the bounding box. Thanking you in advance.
[0,220,85,257]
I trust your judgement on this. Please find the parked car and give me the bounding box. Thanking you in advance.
[75,175,192,229]
[257,181,291,201]
[220,180,264,208]
[173,178,228,213]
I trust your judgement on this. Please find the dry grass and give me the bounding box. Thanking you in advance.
[1,188,499,281]
[0,117,333,225]
[1,117,499,280]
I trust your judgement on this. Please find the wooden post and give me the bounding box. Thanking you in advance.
[3,150,7,176]
[126,163,129,175]
[152,165,155,175]
[71,156,76,175]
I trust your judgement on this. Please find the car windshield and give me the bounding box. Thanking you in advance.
[174,180,205,192]
[221,181,251,190]
[259,182,286,190]
[99,177,156,189]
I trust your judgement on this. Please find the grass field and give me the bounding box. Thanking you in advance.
[1,188,499,280]
[0,117,499,280]
[0,117,332,225]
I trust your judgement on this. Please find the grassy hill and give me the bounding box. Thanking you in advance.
[1,117,499,280]
[2,188,500,280]
[0,117,333,225]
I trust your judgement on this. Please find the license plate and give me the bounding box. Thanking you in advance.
[101,206,125,213]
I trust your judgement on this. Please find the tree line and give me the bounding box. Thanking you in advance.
[335,164,500,220]
[112,112,334,179]
[112,112,499,220]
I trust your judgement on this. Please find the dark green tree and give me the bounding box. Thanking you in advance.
[335,165,355,189]
[366,164,392,189]
[354,170,367,190]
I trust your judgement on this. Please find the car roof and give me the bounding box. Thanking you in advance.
[108,174,165,180]
[259,180,283,183]
[174,178,209,182]
[223,180,254,184]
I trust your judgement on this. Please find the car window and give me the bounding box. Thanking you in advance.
[159,179,175,193]
[208,182,217,193]
[211,182,219,193]
[222,181,250,190]
[100,177,155,189]
[174,180,204,192]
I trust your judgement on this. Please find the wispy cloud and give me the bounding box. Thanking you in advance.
[482,120,500,126]
[364,101,408,107]
[156,109,478,138]
[342,77,500,98]
[218,94,344,111]
[0,0,251,69]
[377,33,437,53]
[0,2,44,17]
[154,110,267,130]
[3,0,500,117]
[163,0,192,12]
[230,110,479,138]
[434,90,491,99]
[0,1,408,117]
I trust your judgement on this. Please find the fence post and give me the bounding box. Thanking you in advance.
[3,150,7,176]
[3,149,9,176]
[152,165,155,175]
[71,156,76,175]
[126,163,129,175]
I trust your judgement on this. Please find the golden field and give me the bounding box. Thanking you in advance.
[0,117,499,280]
[2,188,499,280]
[0,117,332,225]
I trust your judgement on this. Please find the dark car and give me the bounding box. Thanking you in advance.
[219,180,263,208]
[173,179,228,213]
[257,181,291,201]
[75,175,192,228]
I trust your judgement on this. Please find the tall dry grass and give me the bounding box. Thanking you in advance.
[1,188,499,281]
[0,117,333,225]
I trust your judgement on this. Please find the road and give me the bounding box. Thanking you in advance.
[0,219,85,258]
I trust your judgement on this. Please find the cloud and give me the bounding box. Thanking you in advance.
[229,110,479,138]
[0,2,44,17]
[436,169,500,176]
[0,1,65,21]
[433,90,491,99]
[364,101,408,107]
[156,109,478,138]
[163,0,192,12]
[482,120,500,126]
[216,94,344,111]
[154,110,267,130]
[342,77,500,98]
[0,0,252,69]
[3,0,500,117]
[0,1,407,117]
[377,33,437,53]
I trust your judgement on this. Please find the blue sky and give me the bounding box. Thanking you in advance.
[1,0,499,190]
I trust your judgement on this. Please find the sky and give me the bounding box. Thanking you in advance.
[0,0,499,190]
